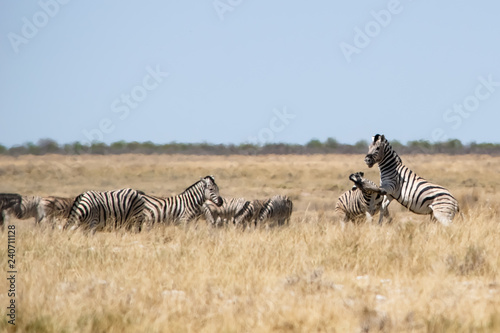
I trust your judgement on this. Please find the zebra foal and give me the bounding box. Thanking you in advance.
[141,176,223,226]
[335,172,389,223]
[365,134,459,225]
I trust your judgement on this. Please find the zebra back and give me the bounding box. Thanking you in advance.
[258,195,293,226]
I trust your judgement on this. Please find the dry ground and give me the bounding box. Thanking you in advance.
[0,154,499,332]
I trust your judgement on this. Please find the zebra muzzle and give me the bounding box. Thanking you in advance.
[364,155,375,168]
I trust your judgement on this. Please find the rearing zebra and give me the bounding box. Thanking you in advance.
[364,134,459,225]
[335,172,390,223]
[141,176,223,225]
[64,188,145,232]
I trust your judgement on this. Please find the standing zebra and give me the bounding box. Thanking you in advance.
[257,195,293,226]
[364,134,459,225]
[203,197,251,226]
[141,176,223,226]
[64,188,145,232]
[335,172,390,223]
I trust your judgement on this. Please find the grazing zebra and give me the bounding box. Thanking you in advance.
[335,172,390,223]
[203,197,251,226]
[141,176,223,225]
[3,195,45,224]
[39,196,75,225]
[0,193,22,227]
[364,134,459,225]
[64,188,145,232]
[257,195,293,226]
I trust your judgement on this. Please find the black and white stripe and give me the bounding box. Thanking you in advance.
[365,134,459,225]
[335,172,389,223]
[257,195,293,226]
[203,197,251,226]
[142,176,223,225]
[64,188,145,232]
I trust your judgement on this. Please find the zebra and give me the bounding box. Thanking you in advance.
[39,196,76,226]
[202,197,251,226]
[0,195,46,225]
[63,188,146,232]
[334,172,390,223]
[257,195,293,226]
[364,134,459,225]
[0,193,22,228]
[141,176,223,226]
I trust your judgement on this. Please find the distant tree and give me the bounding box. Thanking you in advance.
[306,139,323,149]
[408,140,432,154]
[26,142,41,155]
[38,138,59,154]
[354,140,368,153]
[325,137,339,149]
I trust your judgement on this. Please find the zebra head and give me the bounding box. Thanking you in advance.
[202,176,223,207]
[349,172,364,185]
[365,134,386,168]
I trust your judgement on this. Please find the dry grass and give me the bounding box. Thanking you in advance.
[0,154,499,332]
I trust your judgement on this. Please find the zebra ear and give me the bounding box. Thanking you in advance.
[373,134,382,143]
[349,173,357,183]
[359,171,364,177]
[380,134,385,142]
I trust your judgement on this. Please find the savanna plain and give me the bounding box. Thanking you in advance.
[1,153,499,333]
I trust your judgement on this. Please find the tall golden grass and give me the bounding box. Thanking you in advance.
[0,154,499,332]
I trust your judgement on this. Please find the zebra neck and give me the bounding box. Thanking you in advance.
[378,146,403,179]
[178,183,204,206]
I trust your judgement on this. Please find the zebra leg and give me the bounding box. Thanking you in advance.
[430,207,453,226]
[378,196,392,225]
[365,212,373,223]
[36,204,46,225]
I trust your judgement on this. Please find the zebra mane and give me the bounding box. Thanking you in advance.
[382,137,402,165]
[180,179,205,195]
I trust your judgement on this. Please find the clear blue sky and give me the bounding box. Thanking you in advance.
[1,1,499,147]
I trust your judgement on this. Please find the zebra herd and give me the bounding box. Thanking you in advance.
[0,134,459,231]
[0,176,293,233]
[335,134,460,225]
